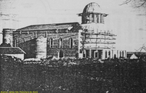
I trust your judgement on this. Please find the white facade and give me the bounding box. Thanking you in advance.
[3,54,24,60]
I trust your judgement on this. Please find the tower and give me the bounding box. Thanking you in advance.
[78,2,116,59]
[2,28,15,47]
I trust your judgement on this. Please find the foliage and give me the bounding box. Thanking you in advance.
[0,55,146,93]
[121,0,146,7]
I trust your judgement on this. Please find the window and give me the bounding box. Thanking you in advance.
[80,49,82,53]
[49,38,53,48]
[69,38,73,48]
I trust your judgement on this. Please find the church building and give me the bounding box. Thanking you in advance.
[0,2,126,59]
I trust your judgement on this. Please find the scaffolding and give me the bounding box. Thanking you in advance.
[81,31,116,50]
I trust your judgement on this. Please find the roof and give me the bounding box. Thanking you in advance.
[78,2,108,16]
[130,54,138,59]
[83,2,100,13]
[16,22,80,31]
[127,52,146,55]
[0,47,26,54]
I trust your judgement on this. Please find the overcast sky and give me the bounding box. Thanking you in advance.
[0,0,146,51]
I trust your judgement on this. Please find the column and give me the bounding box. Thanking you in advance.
[118,50,120,58]
[89,14,92,23]
[89,49,92,58]
[102,15,104,24]
[98,14,100,23]
[100,14,102,23]
[102,50,105,59]
[124,50,127,58]
[100,14,103,23]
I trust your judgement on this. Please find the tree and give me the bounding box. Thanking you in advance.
[120,0,146,7]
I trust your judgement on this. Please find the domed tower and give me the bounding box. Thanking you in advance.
[77,2,118,59]
[78,2,108,24]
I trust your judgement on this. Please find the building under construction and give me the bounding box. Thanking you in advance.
[0,2,126,59]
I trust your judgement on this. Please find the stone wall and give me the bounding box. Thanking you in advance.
[13,30,79,58]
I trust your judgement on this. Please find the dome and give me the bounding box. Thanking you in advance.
[83,2,101,13]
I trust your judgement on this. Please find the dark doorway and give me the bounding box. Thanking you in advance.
[114,54,116,59]
[95,51,98,58]
[83,50,86,58]
[59,50,63,58]
[98,50,102,59]
[86,50,89,58]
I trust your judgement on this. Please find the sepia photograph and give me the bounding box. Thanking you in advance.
[0,0,146,93]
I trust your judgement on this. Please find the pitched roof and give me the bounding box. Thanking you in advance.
[130,54,138,59]
[16,22,80,31]
[0,47,26,54]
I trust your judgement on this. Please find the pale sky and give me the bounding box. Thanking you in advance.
[0,0,146,52]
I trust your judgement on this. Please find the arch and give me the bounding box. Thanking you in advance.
[69,38,73,48]
[94,51,98,58]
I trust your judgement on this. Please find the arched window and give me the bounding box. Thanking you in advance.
[69,38,73,48]
[59,38,62,48]
[49,38,53,48]
[122,51,124,57]
[108,51,111,58]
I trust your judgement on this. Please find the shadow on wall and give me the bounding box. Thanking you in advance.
[0,43,11,47]
[18,39,36,58]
